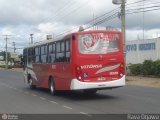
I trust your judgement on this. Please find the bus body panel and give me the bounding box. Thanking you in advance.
[70,75,125,90]
[23,30,125,91]
[70,31,125,90]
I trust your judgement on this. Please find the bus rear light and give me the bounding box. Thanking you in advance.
[78,76,82,80]
[120,64,124,68]
[76,66,81,71]
[119,63,125,76]
[75,65,83,80]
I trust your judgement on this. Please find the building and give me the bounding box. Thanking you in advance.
[126,37,160,64]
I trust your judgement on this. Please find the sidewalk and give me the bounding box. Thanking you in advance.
[0,67,23,73]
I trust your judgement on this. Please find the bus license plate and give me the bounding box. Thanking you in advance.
[97,77,106,81]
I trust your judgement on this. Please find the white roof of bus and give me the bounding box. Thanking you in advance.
[24,36,65,49]
[24,30,121,49]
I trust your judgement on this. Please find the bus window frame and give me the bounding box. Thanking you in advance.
[64,38,71,63]
[48,42,56,63]
[40,44,48,63]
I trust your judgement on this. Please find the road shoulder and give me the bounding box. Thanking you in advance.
[127,76,160,88]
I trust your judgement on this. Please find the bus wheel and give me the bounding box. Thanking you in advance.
[49,78,56,96]
[83,89,97,95]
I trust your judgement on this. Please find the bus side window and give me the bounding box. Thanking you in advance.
[65,39,70,62]
[35,47,40,63]
[48,43,55,63]
[61,41,65,62]
[55,41,64,63]
[40,45,47,63]
[28,48,34,64]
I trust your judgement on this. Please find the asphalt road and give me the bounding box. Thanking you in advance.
[0,69,160,115]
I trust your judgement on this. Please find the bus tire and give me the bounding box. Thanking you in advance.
[28,74,36,89]
[83,89,97,95]
[49,78,56,96]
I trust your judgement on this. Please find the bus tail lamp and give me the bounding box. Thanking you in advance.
[75,66,82,80]
[119,63,125,77]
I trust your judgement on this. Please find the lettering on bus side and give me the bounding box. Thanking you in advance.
[81,64,102,69]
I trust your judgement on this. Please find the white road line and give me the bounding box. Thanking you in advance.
[40,97,46,100]
[63,105,72,110]
[80,112,92,117]
[50,101,58,104]
[31,94,37,97]
[13,88,17,90]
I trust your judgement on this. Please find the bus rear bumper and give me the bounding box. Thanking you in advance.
[70,75,125,90]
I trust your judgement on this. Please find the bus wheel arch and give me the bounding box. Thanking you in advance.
[48,76,56,96]
[27,74,36,89]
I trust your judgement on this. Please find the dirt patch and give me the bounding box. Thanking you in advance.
[127,76,160,88]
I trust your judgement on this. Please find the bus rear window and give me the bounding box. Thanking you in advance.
[78,33,120,54]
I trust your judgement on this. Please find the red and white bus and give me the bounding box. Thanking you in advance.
[23,30,125,95]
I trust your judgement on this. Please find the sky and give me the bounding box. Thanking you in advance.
[0,0,160,54]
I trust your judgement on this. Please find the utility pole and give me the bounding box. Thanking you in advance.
[30,34,34,44]
[121,0,126,57]
[12,42,16,53]
[3,35,11,69]
[113,0,126,72]
[142,0,144,40]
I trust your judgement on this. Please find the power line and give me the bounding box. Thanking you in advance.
[126,7,160,14]
[57,0,159,36]
[43,1,77,23]
[126,0,147,6]
[54,7,121,38]
[43,0,91,32]
[84,13,119,30]
[18,1,77,38]
[55,13,119,39]
[126,1,160,8]
[126,5,160,11]
[19,0,160,45]
[84,7,120,27]
[20,0,91,41]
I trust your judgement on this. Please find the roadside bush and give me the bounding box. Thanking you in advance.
[128,60,160,77]
[153,60,160,76]
[141,60,154,75]
[128,64,142,75]
[0,65,13,69]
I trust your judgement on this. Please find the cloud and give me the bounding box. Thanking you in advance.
[0,0,160,54]
[38,22,55,34]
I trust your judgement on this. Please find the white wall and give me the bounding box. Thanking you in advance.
[126,37,160,64]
